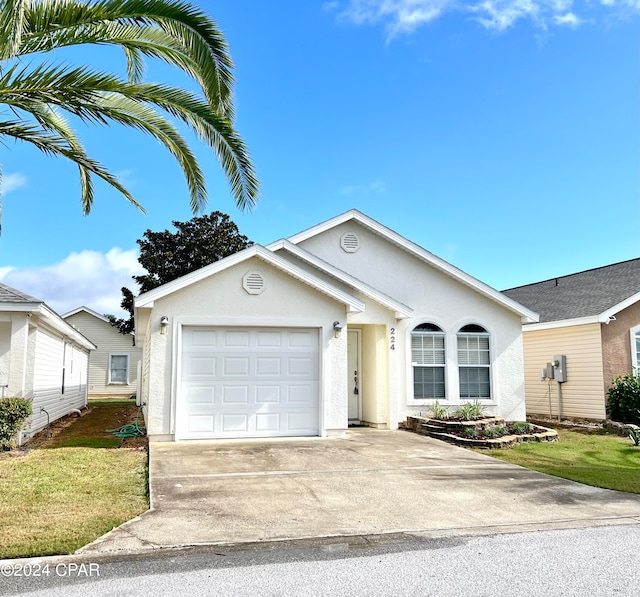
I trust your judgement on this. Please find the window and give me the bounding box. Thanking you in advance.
[109,354,129,384]
[412,324,445,399]
[631,326,640,372]
[457,324,491,399]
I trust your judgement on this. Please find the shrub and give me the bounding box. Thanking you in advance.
[607,374,640,424]
[0,397,32,450]
[455,400,485,421]
[463,427,478,438]
[430,400,450,420]
[484,426,508,439]
[510,421,534,434]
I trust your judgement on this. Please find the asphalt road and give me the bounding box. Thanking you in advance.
[3,524,639,596]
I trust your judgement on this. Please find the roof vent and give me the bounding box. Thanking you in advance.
[340,232,360,253]
[242,271,265,295]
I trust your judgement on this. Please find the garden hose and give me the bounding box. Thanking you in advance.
[108,405,146,438]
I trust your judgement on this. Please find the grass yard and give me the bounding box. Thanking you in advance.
[0,399,148,559]
[480,424,640,494]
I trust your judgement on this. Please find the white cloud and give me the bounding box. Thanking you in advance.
[553,10,583,25]
[340,179,387,195]
[2,173,27,195]
[1,248,143,318]
[336,0,629,35]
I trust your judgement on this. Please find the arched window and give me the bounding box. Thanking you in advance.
[412,323,445,399]
[457,324,491,399]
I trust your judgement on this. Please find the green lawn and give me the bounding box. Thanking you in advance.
[480,426,640,494]
[0,399,148,559]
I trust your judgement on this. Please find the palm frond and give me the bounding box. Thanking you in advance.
[0,0,259,219]
[17,0,235,114]
[0,118,143,214]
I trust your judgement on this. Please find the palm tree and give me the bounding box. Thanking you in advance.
[0,0,259,231]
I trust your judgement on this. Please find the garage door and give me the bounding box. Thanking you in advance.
[177,327,320,439]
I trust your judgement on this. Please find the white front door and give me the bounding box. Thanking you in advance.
[177,326,320,439]
[347,329,361,423]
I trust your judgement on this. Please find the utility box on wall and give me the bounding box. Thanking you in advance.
[553,355,567,383]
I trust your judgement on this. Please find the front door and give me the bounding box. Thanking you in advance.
[347,329,361,424]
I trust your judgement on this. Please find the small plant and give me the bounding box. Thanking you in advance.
[430,400,450,420]
[0,397,33,450]
[630,428,640,447]
[463,427,478,438]
[455,400,485,421]
[510,421,534,434]
[484,425,508,439]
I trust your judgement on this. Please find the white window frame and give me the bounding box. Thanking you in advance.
[457,325,491,400]
[630,325,640,373]
[411,324,446,401]
[108,353,130,385]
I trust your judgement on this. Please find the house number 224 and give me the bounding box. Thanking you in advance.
[390,328,396,351]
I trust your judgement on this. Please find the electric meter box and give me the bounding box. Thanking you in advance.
[553,355,567,383]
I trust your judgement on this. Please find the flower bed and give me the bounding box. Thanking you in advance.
[404,415,558,449]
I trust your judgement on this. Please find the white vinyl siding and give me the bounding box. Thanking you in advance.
[457,326,491,399]
[64,310,141,396]
[27,328,89,436]
[412,325,445,399]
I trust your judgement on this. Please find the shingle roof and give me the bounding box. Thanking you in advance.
[0,282,42,304]
[502,258,640,323]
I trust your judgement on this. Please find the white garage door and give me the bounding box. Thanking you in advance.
[177,327,320,439]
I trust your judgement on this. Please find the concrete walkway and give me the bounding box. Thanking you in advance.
[79,429,640,554]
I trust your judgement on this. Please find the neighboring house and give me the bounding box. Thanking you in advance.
[134,210,538,442]
[503,258,640,420]
[63,307,142,398]
[0,283,95,444]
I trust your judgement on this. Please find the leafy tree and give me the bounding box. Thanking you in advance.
[0,0,259,231]
[111,211,251,334]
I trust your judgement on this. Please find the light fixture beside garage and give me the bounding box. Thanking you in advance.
[160,316,169,334]
[333,321,343,338]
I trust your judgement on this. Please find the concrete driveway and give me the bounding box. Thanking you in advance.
[81,429,640,554]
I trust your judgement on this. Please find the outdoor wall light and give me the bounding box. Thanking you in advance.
[160,316,169,334]
[333,321,343,338]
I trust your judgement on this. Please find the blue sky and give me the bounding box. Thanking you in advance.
[1,0,638,317]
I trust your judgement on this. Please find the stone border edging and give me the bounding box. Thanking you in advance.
[404,416,558,449]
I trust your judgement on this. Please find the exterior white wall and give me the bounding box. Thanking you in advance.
[299,221,527,423]
[141,257,348,440]
[64,310,141,396]
[0,321,11,389]
[21,324,90,439]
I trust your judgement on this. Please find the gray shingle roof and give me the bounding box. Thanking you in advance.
[0,282,42,304]
[502,258,640,323]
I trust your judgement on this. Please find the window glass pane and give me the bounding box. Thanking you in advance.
[414,367,445,399]
[457,335,489,365]
[110,355,128,383]
[412,333,445,365]
[459,367,490,398]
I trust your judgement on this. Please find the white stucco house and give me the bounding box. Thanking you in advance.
[135,210,538,442]
[0,283,95,443]
[63,307,142,398]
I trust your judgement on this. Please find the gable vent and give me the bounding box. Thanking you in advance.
[340,232,360,253]
[242,271,265,295]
